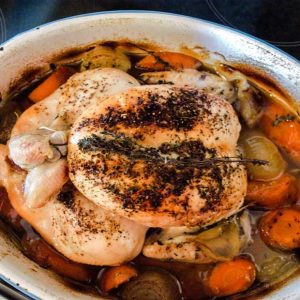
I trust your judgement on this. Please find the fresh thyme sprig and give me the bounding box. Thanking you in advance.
[78,132,268,169]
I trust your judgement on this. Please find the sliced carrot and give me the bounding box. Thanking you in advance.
[259,207,300,250]
[260,100,300,166]
[100,265,138,292]
[246,173,298,209]
[21,234,94,283]
[28,66,74,102]
[203,257,256,297]
[136,52,201,71]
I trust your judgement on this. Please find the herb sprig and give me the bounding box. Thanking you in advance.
[272,114,295,126]
[78,132,268,169]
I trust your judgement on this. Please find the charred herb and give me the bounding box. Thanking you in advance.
[272,114,296,126]
[78,132,268,169]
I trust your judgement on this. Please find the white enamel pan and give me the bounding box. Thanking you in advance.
[0,11,299,300]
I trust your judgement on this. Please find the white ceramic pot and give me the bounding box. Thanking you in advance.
[0,11,299,300]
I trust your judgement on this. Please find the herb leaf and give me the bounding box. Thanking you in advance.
[272,114,295,126]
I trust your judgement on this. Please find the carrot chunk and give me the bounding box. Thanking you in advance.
[246,173,298,209]
[29,66,74,102]
[260,101,300,165]
[259,207,300,250]
[100,265,138,292]
[136,52,201,71]
[203,257,256,297]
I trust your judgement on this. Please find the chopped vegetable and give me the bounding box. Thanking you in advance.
[258,255,299,284]
[203,257,256,297]
[116,43,150,57]
[260,100,300,166]
[216,64,263,128]
[143,216,248,264]
[79,45,131,72]
[55,45,132,72]
[239,218,299,286]
[195,222,242,261]
[21,231,95,283]
[180,47,263,127]
[259,207,300,250]
[5,66,52,102]
[121,268,182,300]
[136,52,201,71]
[247,75,300,121]
[28,67,74,102]
[100,265,138,292]
[181,46,224,73]
[246,173,298,208]
[239,130,286,181]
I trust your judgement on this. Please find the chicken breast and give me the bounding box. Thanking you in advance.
[2,68,145,265]
[68,85,247,227]
[0,145,147,265]
[12,68,140,136]
[9,68,140,211]
[57,67,140,125]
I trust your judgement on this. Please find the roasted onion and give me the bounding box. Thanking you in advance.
[143,212,252,264]
[79,45,131,71]
[55,45,131,72]
[121,267,182,300]
[239,130,286,181]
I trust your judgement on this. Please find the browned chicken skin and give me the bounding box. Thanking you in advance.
[69,85,247,227]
